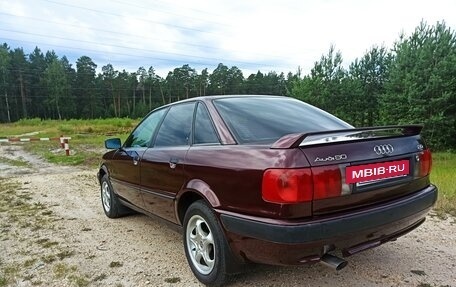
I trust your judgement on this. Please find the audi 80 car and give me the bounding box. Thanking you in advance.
[98,95,437,286]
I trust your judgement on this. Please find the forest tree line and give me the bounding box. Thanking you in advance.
[0,21,455,150]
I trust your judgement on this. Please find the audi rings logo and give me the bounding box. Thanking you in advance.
[374,144,394,155]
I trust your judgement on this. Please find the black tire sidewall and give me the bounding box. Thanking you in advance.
[100,174,118,218]
[183,200,228,286]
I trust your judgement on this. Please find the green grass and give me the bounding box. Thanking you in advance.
[109,261,123,268]
[93,273,107,282]
[56,250,75,260]
[0,156,30,167]
[0,179,56,240]
[0,118,138,168]
[53,263,77,279]
[0,263,20,287]
[35,238,59,248]
[68,274,90,287]
[1,118,137,137]
[431,152,456,217]
[164,277,181,283]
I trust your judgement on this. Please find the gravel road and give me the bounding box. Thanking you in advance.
[1,144,455,287]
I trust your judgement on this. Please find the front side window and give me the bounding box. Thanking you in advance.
[193,103,220,145]
[154,102,196,147]
[124,108,167,148]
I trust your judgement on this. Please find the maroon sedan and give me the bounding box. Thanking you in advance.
[98,95,437,286]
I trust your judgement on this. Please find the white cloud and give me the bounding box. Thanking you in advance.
[1,0,455,76]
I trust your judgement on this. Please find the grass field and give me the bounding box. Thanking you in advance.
[0,118,455,217]
[0,118,138,166]
[431,153,456,217]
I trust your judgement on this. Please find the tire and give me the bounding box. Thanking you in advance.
[100,174,126,218]
[183,200,236,286]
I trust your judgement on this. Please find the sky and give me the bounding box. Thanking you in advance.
[1,0,456,77]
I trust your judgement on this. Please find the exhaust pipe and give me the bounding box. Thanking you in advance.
[320,254,348,271]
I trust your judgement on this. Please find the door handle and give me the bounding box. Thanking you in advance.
[132,156,140,166]
[169,158,178,169]
[127,151,140,166]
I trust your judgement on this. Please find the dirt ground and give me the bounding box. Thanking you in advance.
[0,144,455,287]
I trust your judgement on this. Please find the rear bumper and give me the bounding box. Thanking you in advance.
[219,185,437,265]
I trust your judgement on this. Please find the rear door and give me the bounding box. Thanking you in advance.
[140,102,195,223]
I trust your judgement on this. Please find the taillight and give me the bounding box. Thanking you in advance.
[312,165,342,200]
[262,169,313,203]
[418,149,432,177]
[262,165,343,204]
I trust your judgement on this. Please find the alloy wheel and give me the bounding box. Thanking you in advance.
[186,214,215,275]
[101,181,111,212]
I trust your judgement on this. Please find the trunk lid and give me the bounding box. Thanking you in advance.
[273,125,432,216]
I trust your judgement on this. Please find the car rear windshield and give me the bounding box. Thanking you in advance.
[213,96,352,144]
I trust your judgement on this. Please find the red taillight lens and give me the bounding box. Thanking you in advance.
[262,169,313,203]
[262,166,344,204]
[419,149,432,177]
[312,165,342,200]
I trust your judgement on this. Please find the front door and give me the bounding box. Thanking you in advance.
[110,108,168,209]
[140,102,195,223]
[109,147,144,208]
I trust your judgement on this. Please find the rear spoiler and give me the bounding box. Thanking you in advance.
[270,125,423,149]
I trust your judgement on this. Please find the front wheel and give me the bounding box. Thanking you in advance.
[183,200,235,286]
[100,174,126,218]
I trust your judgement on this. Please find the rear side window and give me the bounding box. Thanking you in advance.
[154,102,195,147]
[193,103,219,145]
[213,97,352,144]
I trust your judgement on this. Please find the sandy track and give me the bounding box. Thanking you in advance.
[0,145,455,287]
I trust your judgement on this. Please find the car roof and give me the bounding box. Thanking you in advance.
[160,94,287,107]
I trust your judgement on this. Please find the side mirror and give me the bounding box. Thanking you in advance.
[105,138,122,149]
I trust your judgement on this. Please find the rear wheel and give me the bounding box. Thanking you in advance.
[183,200,235,286]
[100,174,126,218]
